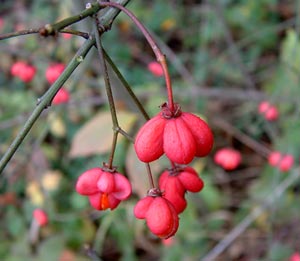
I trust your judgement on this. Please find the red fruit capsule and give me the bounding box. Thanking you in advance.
[11,61,36,83]
[258,101,279,121]
[134,104,214,164]
[268,151,294,172]
[147,61,164,77]
[163,117,196,164]
[214,148,242,171]
[180,112,214,157]
[76,167,132,211]
[159,167,204,214]
[134,114,166,162]
[52,87,70,105]
[279,154,294,172]
[33,209,48,227]
[46,63,65,84]
[134,195,179,239]
[290,252,300,261]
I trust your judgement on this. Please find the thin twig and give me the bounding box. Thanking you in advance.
[202,168,300,261]
[103,49,150,121]
[94,16,120,169]
[0,0,130,40]
[212,118,271,157]
[98,1,175,112]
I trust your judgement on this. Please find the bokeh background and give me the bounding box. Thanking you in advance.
[1,0,300,260]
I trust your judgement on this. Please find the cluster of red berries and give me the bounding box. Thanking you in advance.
[10,61,36,83]
[75,103,213,239]
[258,101,279,121]
[268,151,294,172]
[132,103,213,238]
[10,61,70,105]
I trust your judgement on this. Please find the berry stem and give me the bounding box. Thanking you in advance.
[98,1,175,113]
[145,163,155,189]
[0,0,131,40]
[103,49,150,121]
[94,18,119,169]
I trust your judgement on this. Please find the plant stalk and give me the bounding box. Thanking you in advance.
[98,1,175,112]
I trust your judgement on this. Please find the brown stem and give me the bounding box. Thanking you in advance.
[145,163,155,189]
[98,1,175,112]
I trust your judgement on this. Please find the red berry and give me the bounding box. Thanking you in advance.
[52,88,70,105]
[268,151,294,172]
[45,63,65,84]
[163,117,196,164]
[268,151,281,167]
[290,252,300,261]
[214,148,241,171]
[159,167,204,213]
[76,167,132,211]
[11,61,36,83]
[279,154,294,172]
[11,61,25,76]
[147,61,164,77]
[134,114,166,162]
[134,195,179,239]
[258,101,279,121]
[33,209,48,227]
[134,104,213,164]
[180,112,214,157]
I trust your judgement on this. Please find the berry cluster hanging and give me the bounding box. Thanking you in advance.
[74,1,214,239]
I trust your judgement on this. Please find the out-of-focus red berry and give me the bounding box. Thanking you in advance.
[134,195,179,239]
[11,61,36,83]
[147,61,164,77]
[0,18,4,31]
[290,252,300,261]
[45,63,65,84]
[258,101,279,121]
[33,208,48,227]
[268,151,294,172]
[268,151,281,166]
[62,33,72,39]
[52,88,70,105]
[162,237,175,247]
[214,148,242,171]
[279,154,294,172]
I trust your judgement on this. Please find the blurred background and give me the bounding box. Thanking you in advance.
[1,0,300,260]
